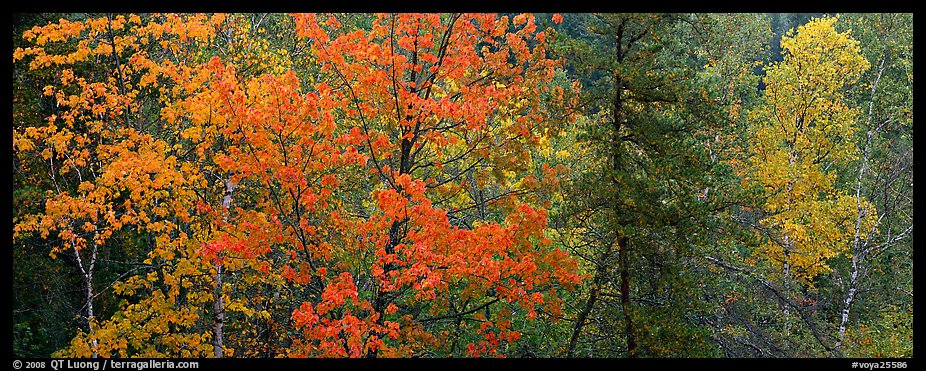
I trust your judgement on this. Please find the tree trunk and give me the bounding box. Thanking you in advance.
[367,125,415,358]
[835,57,886,353]
[618,235,637,358]
[213,179,236,358]
[835,254,860,352]
[608,24,636,357]
[566,246,612,357]
[73,235,99,358]
[212,264,225,358]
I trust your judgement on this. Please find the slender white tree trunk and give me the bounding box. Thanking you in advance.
[835,57,885,353]
[212,264,224,358]
[74,234,99,358]
[213,179,237,358]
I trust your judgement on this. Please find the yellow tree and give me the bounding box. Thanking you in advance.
[12,14,213,357]
[746,16,876,287]
[13,13,277,357]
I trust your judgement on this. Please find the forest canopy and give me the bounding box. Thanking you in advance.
[12,13,912,358]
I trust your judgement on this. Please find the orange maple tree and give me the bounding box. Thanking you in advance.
[277,13,580,357]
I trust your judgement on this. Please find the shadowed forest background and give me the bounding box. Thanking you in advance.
[12,13,912,358]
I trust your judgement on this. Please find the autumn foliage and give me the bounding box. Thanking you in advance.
[13,13,912,359]
[746,17,876,285]
[14,13,580,358]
